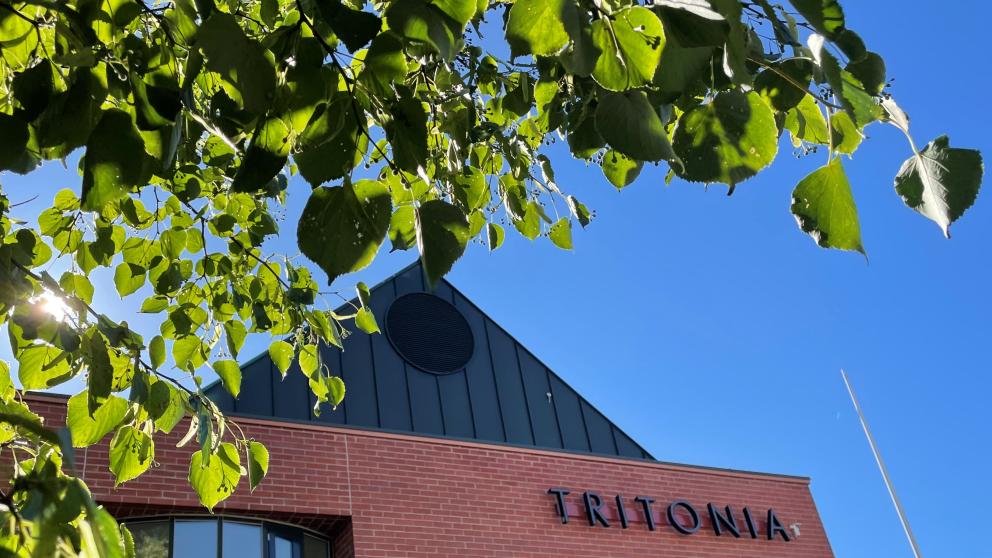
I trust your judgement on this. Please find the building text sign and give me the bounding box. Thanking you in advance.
[547,488,794,542]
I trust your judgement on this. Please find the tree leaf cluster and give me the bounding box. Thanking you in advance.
[0,0,984,553]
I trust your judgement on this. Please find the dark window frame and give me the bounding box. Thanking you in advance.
[123,515,330,558]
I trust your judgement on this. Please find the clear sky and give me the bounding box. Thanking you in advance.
[2,2,988,557]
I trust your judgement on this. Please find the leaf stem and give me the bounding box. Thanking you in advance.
[747,56,843,110]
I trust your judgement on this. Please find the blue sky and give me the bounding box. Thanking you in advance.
[3,2,989,557]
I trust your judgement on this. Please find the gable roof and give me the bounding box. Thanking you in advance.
[206,261,653,461]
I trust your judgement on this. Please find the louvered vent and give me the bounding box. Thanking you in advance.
[385,293,474,374]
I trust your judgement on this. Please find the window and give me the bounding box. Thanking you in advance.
[174,520,218,558]
[129,521,168,558]
[222,522,263,558]
[124,517,330,558]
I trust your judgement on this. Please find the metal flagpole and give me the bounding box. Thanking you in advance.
[841,369,923,558]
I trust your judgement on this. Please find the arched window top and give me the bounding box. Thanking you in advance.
[125,516,330,558]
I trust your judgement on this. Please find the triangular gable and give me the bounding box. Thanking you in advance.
[206,261,653,460]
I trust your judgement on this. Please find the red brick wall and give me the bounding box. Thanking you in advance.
[28,394,833,557]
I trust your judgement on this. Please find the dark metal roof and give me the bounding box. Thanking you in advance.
[206,261,653,461]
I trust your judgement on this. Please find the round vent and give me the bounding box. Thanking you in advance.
[385,293,474,374]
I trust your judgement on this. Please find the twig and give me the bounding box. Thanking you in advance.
[747,56,843,110]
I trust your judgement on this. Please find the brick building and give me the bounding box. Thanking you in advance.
[31,262,835,557]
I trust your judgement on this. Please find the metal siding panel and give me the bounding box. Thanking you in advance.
[207,384,235,413]
[393,265,444,435]
[432,282,474,438]
[406,368,444,435]
[485,321,534,445]
[312,346,346,424]
[341,331,378,428]
[370,280,412,431]
[393,264,425,295]
[548,376,590,452]
[581,401,618,456]
[437,372,474,438]
[272,358,310,421]
[613,428,643,458]
[453,291,505,443]
[517,350,562,449]
[236,358,273,416]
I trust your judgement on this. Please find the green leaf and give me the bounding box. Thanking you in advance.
[232,117,290,193]
[512,201,542,240]
[149,335,165,370]
[672,90,779,188]
[590,7,665,91]
[791,158,865,254]
[11,60,57,121]
[34,66,106,160]
[654,0,728,47]
[268,340,294,377]
[506,0,575,57]
[294,99,367,184]
[212,360,242,398]
[0,113,30,172]
[172,335,207,372]
[81,110,149,212]
[601,150,643,189]
[389,205,417,251]
[559,4,598,77]
[327,376,345,409]
[468,210,486,239]
[653,36,713,97]
[384,93,428,172]
[297,181,392,284]
[710,0,749,85]
[247,441,269,492]
[196,13,276,114]
[0,362,14,403]
[59,272,94,305]
[487,222,504,251]
[595,91,674,162]
[147,380,184,433]
[260,0,278,26]
[416,200,470,287]
[140,296,169,313]
[299,344,319,378]
[356,282,372,307]
[847,51,886,96]
[385,0,464,62]
[16,343,71,390]
[452,168,489,212]
[82,505,127,558]
[109,426,153,486]
[894,136,984,238]
[754,57,814,112]
[830,110,862,155]
[224,320,247,358]
[66,392,128,447]
[567,195,593,227]
[121,522,135,558]
[549,218,573,250]
[789,0,845,37]
[113,263,146,297]
[363,32,408,90]
[784,94,829,146]
[0,402,58,446]
[431,0,476,25]
[355,308,380,334]
[809,35,881,128]
[188,443,241,511]
[316,0,382,52]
